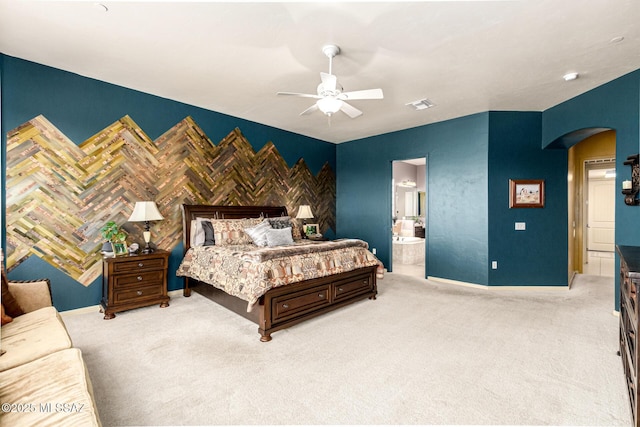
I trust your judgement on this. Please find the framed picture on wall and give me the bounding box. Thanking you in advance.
[509,179,545,208]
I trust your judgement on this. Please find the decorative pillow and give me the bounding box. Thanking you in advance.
[1,249,24,318]
[189,220,199,246]
[266,227,294,247]
[190,218,208,246]
[190,217,217,247]
[244,220,273,247]
[211,218,263,246]
[201,220,215,246]
[268,216,302,240]
[1,304,12,325]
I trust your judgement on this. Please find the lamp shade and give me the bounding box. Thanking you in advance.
[296,205,314,220]
[128,201,164,222]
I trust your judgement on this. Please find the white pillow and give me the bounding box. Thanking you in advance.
[244,220,272,247]
[190,220,199,246]
[266,227,294,247]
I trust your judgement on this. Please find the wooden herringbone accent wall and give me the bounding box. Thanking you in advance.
[5,115,335,285]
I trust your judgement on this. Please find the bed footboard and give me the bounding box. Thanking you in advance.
[188,265,378,342]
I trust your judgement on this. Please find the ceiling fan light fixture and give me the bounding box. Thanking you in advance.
[317,97,343,115]
[278,44,382,119]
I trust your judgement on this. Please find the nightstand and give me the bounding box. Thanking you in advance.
[101,249,170,319]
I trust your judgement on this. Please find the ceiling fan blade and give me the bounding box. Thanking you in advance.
[320,72,337,91]
[300,103,319,116]
[277,91,321,99]
[339,88,384,100]
[340,102,363,119]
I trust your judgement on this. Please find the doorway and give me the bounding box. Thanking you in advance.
[583,162,616,276]
[391,158,426,278]
[567,130,616,279]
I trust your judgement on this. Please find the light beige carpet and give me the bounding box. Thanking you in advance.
[63,273,631,426]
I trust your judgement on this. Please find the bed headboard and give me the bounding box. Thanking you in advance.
[181,204,288,252]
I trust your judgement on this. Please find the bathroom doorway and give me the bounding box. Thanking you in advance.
[391,158,426,278]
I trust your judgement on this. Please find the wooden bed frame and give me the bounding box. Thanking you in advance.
[181,204,378,342]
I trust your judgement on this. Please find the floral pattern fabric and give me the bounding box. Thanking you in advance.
[176,239,381,311]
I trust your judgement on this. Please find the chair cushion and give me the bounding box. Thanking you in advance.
[0,306,73,372]
[0,348,101,426]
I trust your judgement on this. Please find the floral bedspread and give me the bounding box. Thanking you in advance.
[176,239,381,311]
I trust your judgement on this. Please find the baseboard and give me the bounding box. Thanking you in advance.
[569,270,578,288]
[427,276,569,291]
[60,289,184,317]
[60,305,101,317]
[428,276,487,289]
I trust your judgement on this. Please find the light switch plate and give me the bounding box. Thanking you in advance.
[515,222,526,231]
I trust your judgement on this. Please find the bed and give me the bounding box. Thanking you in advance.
[176,204,380,341]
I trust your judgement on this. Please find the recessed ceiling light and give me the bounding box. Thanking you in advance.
[610,36,624,43]
[406,98,435,111]
[563,72,579,81]
[94,3,108,12]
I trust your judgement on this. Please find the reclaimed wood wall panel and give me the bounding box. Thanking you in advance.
[5,115,335,286]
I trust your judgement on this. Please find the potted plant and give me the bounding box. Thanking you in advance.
[100,221,128,255]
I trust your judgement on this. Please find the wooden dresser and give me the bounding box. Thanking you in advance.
[101,249,170,319]
[617,245,640,426]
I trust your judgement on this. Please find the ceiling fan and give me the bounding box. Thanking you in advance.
[277,44,383,119]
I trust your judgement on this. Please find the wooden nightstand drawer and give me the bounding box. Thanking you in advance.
[113,284,164,304]
[112,257,166,273]
[112,271,164,289]
[333,274,373,302]
[101,250,170,319]
[271,284,331,323]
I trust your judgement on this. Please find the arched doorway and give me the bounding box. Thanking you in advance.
[565,129,616,281]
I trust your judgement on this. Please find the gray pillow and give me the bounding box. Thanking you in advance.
[266,227,294,247]
[268,217,293,229]
[201,220,215,246]
[244,220,272,247]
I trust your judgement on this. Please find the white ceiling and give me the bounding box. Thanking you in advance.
[1,1,639,144]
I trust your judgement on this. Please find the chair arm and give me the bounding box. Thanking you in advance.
[7,279,53,313]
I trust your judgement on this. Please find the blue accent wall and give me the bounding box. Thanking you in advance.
[337,113,490,285]
[4,52,640,312]
[542,70,640,308]
[488,112,567,286]
[1,55,335,311]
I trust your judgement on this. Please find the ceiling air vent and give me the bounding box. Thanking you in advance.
[406,98,435,111]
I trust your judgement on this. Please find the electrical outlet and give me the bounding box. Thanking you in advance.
[491,261,498,269]
[515,222,526,231]
[372,248,377,255]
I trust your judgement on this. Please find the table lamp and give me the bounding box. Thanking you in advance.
[296,205,314,238]
[128,201,164,253]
